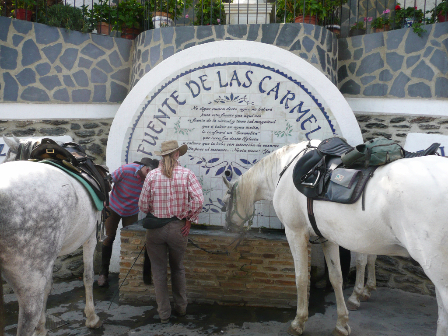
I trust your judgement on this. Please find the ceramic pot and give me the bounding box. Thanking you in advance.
[349,28,366,36]
[374,24,390,32]
[15,8,33,21]
[96,22,112,35]
[152,12,174,28]
[121,27,141,39]
[325,24,341,36]
[295,15,317,25]
[437,12,447,22]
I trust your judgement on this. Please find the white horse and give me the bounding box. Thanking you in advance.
[222,140,447,336]
[0,137,102,335]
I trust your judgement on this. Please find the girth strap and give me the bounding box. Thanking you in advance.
[307,198,325,239]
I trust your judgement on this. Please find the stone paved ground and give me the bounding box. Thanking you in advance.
[3,274,438,336]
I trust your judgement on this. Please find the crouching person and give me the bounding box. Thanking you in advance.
[138,140,204,323]
[98,157,159,287]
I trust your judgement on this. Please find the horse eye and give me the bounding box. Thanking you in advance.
[225,170,231,177]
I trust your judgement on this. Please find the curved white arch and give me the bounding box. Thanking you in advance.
[107,40,362,172]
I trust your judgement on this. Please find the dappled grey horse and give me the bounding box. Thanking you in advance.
[0,136,102,335]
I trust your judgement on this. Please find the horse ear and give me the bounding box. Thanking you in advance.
[222,176,232,189]
[3,135,19,151]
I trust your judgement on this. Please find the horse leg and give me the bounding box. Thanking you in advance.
[360,254,377,302]
[435,287,448,336]
[83,231,101,329]
[8,269,51,336]
[322,242,350,336]
[284,227,310,336]
[346,253,367,311]
[1,268,4,336]
[34,275,53,336]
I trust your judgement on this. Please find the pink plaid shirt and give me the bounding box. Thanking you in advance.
[138,164,204,223]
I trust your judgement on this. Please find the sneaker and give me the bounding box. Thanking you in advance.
[97,274,109,287]
[161,317,170,323]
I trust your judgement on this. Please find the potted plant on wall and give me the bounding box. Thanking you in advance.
[148,0,193,28]
[11,0,36,21]
[276,0,346,25]
[114,0,144,39]
[394,3,427,36]
[371,8,391,32]
[349,17,371,36]
[36,3,92,32]
[90,0,117,35]
[429,0,448,22]
[194,0,225,25]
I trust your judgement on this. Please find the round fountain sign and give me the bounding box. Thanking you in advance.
[108,41,362,228]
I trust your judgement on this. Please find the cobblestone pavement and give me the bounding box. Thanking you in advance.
[3,274,437,336]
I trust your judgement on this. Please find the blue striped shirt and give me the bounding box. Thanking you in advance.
[109,163,145,217]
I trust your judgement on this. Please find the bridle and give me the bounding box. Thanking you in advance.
[223,181,255,233]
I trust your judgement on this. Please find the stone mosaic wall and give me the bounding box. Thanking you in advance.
[131,23,339,87]
[2,16,447,102]
[374,255,434,296]
[0,17,133,103]
[356,114,448,145]
[338,23,448,98]
[0,119,112,164]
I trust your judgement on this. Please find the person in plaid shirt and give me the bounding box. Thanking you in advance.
[139,140,204,323]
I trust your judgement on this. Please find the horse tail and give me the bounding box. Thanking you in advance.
[0,267,4,336]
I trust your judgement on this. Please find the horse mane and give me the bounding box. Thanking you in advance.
[236,143,308,205]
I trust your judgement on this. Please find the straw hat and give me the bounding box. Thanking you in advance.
[154,140,188,156]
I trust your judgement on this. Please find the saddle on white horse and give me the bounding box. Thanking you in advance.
[292,137,440,239]
[28,138,111,204]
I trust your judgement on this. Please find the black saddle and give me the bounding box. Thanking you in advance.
[293,137,441,204]
[293,137,353,199]
[29,138,111,203]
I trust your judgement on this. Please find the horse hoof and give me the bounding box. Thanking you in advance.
[346,300,359,311]
[332,324,351,336]
[86,317,102,329]
[360,294,371,302]
[287,325,303,335]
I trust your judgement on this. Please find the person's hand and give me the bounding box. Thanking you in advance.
[181,220,191,237]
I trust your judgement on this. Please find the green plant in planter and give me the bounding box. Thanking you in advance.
[371,8,390,29]
[394,3,427,36]
[11,0,36,19]
[113,0,144,30]
[148,0,193,21]
[12,0,36,10]
[350,16,371,30]
[276,0,346,24]
[429,0,448,22]
[89,0,117,25]
[37,4,92,32]
[194,0,226,25]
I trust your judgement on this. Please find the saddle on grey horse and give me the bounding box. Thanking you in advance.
[29,138,111,203]
[292,137,440,240]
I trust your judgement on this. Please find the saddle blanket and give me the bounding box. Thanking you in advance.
[41,160,104,211]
